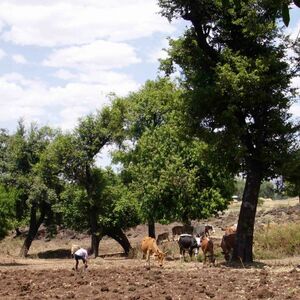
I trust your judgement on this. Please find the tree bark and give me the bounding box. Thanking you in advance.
[19,202,47,257]
[88,205,100,257]
[148,219,155,238]
[90,233,102,258]
[232,163,262,263]
[107,228,132,256]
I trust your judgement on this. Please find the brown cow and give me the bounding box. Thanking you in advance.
[221,224,237,235]
[220,233,236,261]
[141,237,166,269]
[201,236,215,264]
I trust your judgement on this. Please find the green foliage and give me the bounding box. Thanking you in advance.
[56,184,89,231]
[259,181,275,199]
[114,78,234,224]
[158,0,297,178]
[282,149,300,197]
[0,121,60,229]
[234,178,245,200]
[0,185,17,239]
[235,179,275,199]
[254,222,300,259]
[56,169,141,232]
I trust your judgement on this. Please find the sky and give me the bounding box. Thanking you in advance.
[0,1,299,165]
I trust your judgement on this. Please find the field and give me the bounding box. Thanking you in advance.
[1,198,300,299]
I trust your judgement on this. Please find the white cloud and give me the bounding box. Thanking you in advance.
[0,48,6,60]
[0,1,175,47]
[43,40,140,71]
[0,72,139,131]
[147,40,169,63]
[12,54,27,64]
[53,69,77,81]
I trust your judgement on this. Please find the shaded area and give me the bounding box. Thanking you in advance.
[0,262,27,267]
[37,249,70,259]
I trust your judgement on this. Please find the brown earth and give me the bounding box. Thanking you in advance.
[0,198,300,299]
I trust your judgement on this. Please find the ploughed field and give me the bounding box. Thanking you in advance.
[1,257,300,299]
[1,198,300,299]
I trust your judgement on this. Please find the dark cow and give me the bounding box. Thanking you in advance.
[172,224,194,240]
[172,225,183,240]
[193,224,215,237]
[221,233,236,261]
[178,234,200,261]
[182,224,194,234]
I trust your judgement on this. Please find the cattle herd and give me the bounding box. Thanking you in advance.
[141,223,237,269]
[71,223,237,270]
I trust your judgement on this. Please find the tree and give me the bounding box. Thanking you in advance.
[221,0,300,27]
[158,0,298,262]
[40,101,134,257]
[0,121,60,256]
[113,78,234,237]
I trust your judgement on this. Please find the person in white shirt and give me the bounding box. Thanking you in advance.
[74,248,89,271]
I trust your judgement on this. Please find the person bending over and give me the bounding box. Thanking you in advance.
[74,248,89,271]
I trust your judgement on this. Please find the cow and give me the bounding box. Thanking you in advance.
[221,224,237,235]
[172,224,194,241]
[178,234,200,261]
[220,233,236,261]
[141,237,166,269]
[201,236,215,264]
[156,232,169,245]
[182,224,194,234]
[172,226,183,240]
[193,224,215,238]
[70,244,80,258]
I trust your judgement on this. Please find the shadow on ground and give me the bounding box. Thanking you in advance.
[37,248,70,259]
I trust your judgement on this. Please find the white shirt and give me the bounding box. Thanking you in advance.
[74,248,88,259]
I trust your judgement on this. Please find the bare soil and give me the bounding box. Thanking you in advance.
[0,198,300,299]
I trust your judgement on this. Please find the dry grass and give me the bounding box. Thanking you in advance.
[254,222,300,259]
[228,197,299,212]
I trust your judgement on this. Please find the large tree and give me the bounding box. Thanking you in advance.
[113,78,234,237]
[158,0,299,262]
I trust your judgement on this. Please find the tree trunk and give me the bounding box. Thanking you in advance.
[89,206,100,257]
[232,164,262,263]
[107,228,132,256]
[148,219,155,238]
[90,233,102,258]
[19,202,47,257]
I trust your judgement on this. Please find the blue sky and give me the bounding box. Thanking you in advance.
[0,0,299,136]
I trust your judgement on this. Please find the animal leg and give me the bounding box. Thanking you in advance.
[146,249,151,269]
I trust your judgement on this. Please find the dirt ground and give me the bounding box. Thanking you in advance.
[0,257,300,299]
[1,198,300,299]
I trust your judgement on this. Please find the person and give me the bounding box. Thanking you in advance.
[74,247,89,271]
